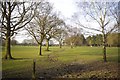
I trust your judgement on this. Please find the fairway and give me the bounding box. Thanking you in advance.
[2,46,119,78]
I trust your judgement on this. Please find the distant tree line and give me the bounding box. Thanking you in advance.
[1,33,119,47]
[1,32,119,47]
[1,38,18,46]
[86,33,120,47]
[86,34,103,46]
[107,33,120,47]
[63,33,119,47]
[64,34,86,47]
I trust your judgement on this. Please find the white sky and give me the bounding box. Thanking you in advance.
[48,0,78,19]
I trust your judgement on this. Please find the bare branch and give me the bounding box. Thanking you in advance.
[25,26,40,44]
[76,21,102,32]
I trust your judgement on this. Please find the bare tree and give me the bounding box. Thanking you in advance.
[54,26,67,48]
[76,2,118,62]
[25,2,63,55]
[66,25,82,48]
[45,18,64,51]
[110,2,120,27]
[0,1,39,59]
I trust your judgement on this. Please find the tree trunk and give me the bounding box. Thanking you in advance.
[103,34,107,62]
[46,39,49,51]
[59,42,62,48]
[4,5,13,59]
[39,44,42,56]
[59,44,62,48]
[4,31,13,59]
[71,43,73,48]
[39,35,44,56]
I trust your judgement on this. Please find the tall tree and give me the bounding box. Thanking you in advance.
[54,26,67,48]
[0,2,38,59]
[76,2,118,62]
[45,16,64,51]
[25,2,63,55]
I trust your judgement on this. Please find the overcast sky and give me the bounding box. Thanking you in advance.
[48,0,78,19]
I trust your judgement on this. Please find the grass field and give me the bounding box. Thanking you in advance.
[1,46,120,79]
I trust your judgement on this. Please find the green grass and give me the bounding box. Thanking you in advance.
[1,46,119,78]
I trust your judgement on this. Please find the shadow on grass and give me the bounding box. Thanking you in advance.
[2,57,32,60]
[13,58,32,60]
[44,50,51,51]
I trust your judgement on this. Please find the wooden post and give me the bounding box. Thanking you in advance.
[32,59,36,80]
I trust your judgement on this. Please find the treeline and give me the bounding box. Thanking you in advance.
[1,39,38,46]
[86,33,120,47]
[64,34,86,47]
[1,39,18,46]
[63,33,120,47]
[1,33,119,47]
